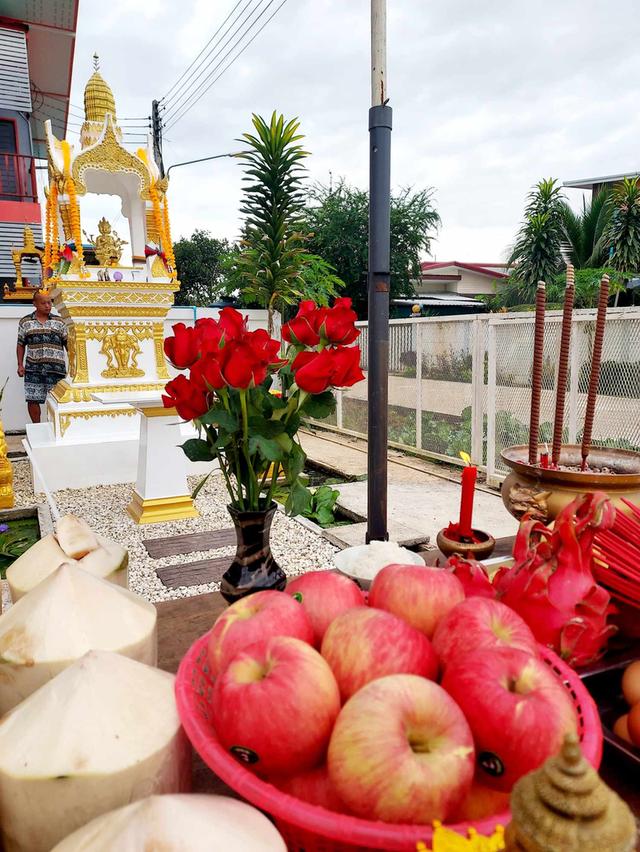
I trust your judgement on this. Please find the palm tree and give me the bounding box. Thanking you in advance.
[508,179,566,300]
[604,177,640,272]
[560,190,611,268]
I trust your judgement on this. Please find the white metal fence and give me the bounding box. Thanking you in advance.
[316,307,640,487]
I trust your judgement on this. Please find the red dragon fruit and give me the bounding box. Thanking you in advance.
[447,492,617,668]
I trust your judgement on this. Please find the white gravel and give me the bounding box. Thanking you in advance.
[10,460,338,603]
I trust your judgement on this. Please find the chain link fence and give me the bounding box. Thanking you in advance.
[312,307,640,486]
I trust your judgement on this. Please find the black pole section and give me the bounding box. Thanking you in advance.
[151,99,165,178]
[366,104,392,543]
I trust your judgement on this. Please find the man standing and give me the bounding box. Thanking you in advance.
[16,290,68,423]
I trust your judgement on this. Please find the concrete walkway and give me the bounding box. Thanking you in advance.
[300,428,519,547]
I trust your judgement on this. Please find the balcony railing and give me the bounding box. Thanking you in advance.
[0,153,37,203]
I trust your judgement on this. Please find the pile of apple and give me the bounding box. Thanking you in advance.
[207,565,579,826]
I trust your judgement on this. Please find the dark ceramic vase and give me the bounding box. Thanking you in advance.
[220,502,286,603]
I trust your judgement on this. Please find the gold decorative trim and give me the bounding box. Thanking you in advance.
[127,491,198,525]
[72,117,152,200]
[74,325,89,383]
[54,280,177,290]
[83,321,154,340]
[59,407,137,438]
[50,380,167,404]
[59,306,170,318]
[153,322,170,380]
[139,405,175,418]
[58,291,175,306]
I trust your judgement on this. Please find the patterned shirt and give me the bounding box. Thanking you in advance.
[17,312,67,376]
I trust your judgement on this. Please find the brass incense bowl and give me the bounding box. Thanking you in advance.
[436,527,496,561]
[501,444,640,524]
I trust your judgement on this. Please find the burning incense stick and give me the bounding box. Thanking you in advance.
[551,264,575,466]
[528,281,546,465]
[581,274,609,470]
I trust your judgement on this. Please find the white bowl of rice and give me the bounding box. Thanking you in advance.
[333,541,425,590]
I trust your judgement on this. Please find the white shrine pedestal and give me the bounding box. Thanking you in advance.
[92,392,199,524]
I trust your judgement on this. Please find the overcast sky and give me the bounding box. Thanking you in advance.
[66,0,640,263]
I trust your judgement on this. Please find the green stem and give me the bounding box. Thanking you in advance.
[239,389,259,509]
[265,461,281,507]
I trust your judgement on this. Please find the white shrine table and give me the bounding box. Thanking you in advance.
[91,392,198,524]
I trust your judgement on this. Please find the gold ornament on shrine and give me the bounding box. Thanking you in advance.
[504,733,637,851]
[99,328,144,378]
[3,227,44,301]
[84,218,128,267]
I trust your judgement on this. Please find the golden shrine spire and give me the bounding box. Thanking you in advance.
[80,54,120,148]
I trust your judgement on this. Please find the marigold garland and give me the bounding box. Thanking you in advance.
[61,141,83,266]
[161,194,176,278]
[43,188,52,271]
[137,148,176,279]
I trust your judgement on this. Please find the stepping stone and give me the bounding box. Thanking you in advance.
[144,528,236,559]
[155,556,232,589]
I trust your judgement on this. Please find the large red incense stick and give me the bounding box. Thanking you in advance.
[581,274,609,469]
[528,281,546,465]
[551,264,575,466]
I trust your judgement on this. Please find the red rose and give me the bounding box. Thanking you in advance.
[245,328,283,366]
[282,301,326,347]
[320,298,360,345]
[162,374,210,421]
[164,322,199,369]
[61,244,73,262]
[292,349,335,394]
[194,317,223,355]
[330,345,364,387]
[190,353,225,391]
[218,307,247,342]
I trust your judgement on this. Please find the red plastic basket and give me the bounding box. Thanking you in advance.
[175,631,603,852]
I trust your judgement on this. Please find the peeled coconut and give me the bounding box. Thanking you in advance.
[0,650,191,852]
[55,515,99,559]
[7,526,128,602]
[52,794,287,851]
[0,563,157,713]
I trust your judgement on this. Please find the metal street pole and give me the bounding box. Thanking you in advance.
[165,152,242,179]
[366,0,392,542]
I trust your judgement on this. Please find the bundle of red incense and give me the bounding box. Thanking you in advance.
[593,498,640,610]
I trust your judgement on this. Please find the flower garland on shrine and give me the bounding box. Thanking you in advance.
[61,140,83,266]
[43,181,60,275]
[137,148,176,279]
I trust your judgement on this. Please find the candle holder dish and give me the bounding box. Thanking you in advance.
[500,444,640,524]
[436,527,496,560]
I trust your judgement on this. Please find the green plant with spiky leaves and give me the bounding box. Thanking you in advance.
[508,178,566,300]
[229,112,342,334]
[605,177,640,272]
[560,189,612,268]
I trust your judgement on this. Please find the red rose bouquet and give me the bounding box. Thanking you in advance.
[163,299,364,514]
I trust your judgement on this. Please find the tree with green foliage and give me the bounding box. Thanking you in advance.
[508,178,567,302]
[303,181,440,318]
[605,177,640,272]
[173,229,230,306]
[225,112,343,335]
[560,190,611,268]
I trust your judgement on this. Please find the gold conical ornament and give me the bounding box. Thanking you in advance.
[80,54,122,148]
[504,733,636,851]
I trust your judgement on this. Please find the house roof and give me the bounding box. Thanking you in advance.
[420,261,509,279]
[563,172,640,190]
[394,293,484,307]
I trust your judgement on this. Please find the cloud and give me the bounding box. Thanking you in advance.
[67,0,640,261]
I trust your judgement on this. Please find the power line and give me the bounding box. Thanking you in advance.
[165,0,288,131]
[160,0,245,105]
[162,0,262,118]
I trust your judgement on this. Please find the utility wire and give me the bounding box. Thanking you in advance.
[162,0,260,118]
[160,0,245,106]
[165,0,287,131]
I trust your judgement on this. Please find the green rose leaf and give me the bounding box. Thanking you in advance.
[249,434,284,462]
[303,391,336,419]
[180,438,215,462]
[199,409,239,431]
[286,478,312,517]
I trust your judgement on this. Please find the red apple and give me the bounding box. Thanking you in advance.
[442,647,577,791]
[327,674,475,824]
[432,597,538,671]
[270,764,349,812]
[321,606,438,701]
[368,564,464,638]
[448,779,511,821]
[212,636,340,776]
[287,571,364,647]
[207,590,314,676]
